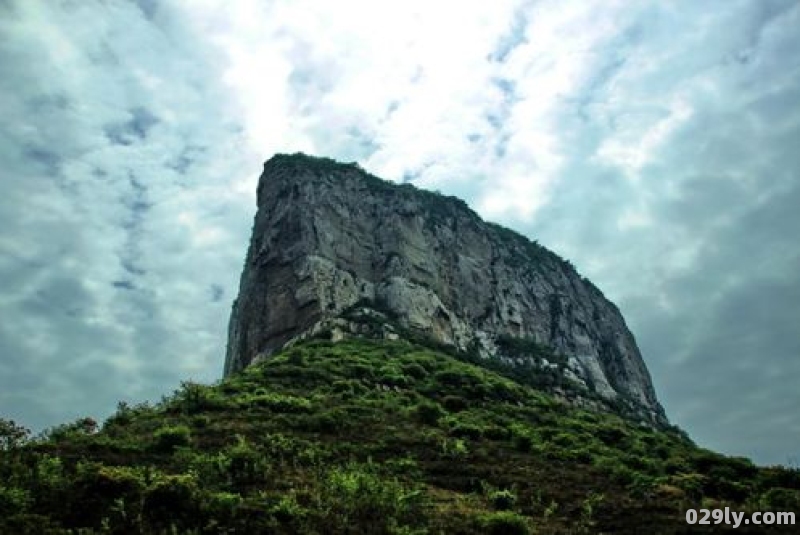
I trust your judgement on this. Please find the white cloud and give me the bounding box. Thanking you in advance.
[1,0,799,465]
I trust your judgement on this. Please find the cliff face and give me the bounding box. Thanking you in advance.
[225,154,666,424]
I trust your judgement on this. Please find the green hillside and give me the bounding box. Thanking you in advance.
[1,338,798,533]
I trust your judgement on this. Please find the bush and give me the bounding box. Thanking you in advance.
[331,379,367,397]
[595,425,627,447]
[758,466,800,490]
[142,473,198,529]
[43,417,98,442]
[152,425,192,452]
[442,395,468,412]
[594,456,636,485]
[0,419,30,451]
[401,363,428,380]
[268,493,307,524]
[203,491,242,526]
[192,415,211,428]
[0,486,30,516]
[509,424,536,452]
[242,392,312,413]
[413,400,444,426]
[434,370,468,389]
[71,463,146,528]
[298,409,349,433]
[380,372,410,389]
[479,511,531,535]
[761,487,800,510]
[487,380,519,402]
[669,473,707,501]
[483,425,510,440]
[105,401,154,428]
[225,435,268,485]
[448,421,484,440]
[317,464,426,533]
[286,349,305,366]
[489,489,517,511]
[441,438,469,459]
[174,381,231,413]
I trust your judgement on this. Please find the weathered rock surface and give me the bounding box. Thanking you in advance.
[225,153,667,424]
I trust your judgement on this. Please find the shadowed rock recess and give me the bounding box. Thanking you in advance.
[226,153,667,425]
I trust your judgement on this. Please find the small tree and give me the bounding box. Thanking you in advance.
[0,418,30,450]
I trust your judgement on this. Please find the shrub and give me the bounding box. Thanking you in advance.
[380,372,410,389]
[286,349,305,366]
[192,414,211,428]
[34,456,66,499]
[479,511,531,535]
[434,370,468,389]
[269,493,307,524]
[509,424,537,452]
[448,421,484,440]
[761,487,800,509]
[579,492,605,531]
[151,425,191,452]
[708,456,758,481]
[317,464,426,533]
[550,432,578,449]
[242,392,312,413]
[483,425,510,440]
[0,419,30,451]
[487,379,519,402]
[595,425,627,447]
[225,435,268,485]
[413,400,444,426]
[401,363,428,380]
[203,491,242,526]
[142,473,198,529]
[43,417,98,442]
[0,486,30,517]
[175,381,230,413]
[669,473,707,501]
[441,438,469,459]
[442,395,468,412]
[298,409,348,433]
[489,489,517,511]
[105,401,154,428]
[350,363,374,380]
[71,464,146,528]
[664,455,691,475]
[594,456,636,485]
[331,379,367,396]
[758,466,800,489]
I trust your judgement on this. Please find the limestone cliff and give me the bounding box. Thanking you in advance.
[225,153,667,424]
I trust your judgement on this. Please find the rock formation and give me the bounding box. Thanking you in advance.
[225,153,667,424]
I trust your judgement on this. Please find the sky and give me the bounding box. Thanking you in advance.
[0,0,798,466]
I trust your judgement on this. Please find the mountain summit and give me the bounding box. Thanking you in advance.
[4,153,799,534]
[225,153,665,425]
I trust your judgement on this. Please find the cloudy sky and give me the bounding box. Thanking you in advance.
[1,0,798,465]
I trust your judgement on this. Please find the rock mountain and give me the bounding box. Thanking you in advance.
[225,153,666,425]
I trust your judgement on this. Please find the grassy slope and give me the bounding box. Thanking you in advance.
[1,338,798,534]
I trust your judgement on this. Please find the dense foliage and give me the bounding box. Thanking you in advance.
[1,338,798,533]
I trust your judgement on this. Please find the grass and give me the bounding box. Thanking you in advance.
[1,337,798,533]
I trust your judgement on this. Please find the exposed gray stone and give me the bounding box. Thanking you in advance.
[225,154,667,424]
